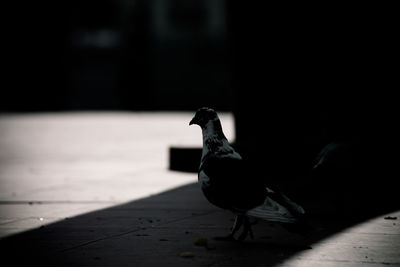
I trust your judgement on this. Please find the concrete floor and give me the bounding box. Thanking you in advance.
[0,112,235,237]
[0,112,399,266]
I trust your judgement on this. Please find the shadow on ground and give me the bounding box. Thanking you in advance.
[0,182,398,267]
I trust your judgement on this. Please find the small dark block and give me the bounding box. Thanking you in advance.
[169,147,202,173]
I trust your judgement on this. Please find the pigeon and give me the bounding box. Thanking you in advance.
[190,107,306,241]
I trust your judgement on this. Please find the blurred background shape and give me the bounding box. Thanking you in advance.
[3,1,396,114]
[3,0,232,111]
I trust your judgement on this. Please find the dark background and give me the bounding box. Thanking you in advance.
[4,0,233,111]
[3,1,396,113]
[3,1,398,210]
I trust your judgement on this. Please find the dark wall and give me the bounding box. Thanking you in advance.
[3,2,68,111]
[4,2,395,114]
[227,3,397,196]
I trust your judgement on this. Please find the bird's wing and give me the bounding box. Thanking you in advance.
[199,154,245,199]
[246,196,299,223]
[266,187,305,215]
[200,154,266,211]
[246,187,305,223]
[200,153,242,184]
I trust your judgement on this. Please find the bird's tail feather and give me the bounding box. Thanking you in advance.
[246,196,298,223]
[246,187,305,223]
[276,190,305,215]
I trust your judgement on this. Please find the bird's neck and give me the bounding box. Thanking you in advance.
[198,119,241,170]
[201,119,232,156]
[202,118,227,141]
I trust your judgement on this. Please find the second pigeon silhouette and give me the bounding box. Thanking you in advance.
[190,107,306,240]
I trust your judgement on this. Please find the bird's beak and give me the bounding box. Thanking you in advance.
[189,115,200,126]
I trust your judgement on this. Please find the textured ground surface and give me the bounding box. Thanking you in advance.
[0,112,399,266]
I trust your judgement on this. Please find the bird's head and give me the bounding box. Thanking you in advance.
[189,107,218,128]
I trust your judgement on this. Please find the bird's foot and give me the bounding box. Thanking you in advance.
[214,214,245,242]
[237,217,254,241]
[214,215,255,242]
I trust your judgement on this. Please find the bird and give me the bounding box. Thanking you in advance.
[189,107,306,241]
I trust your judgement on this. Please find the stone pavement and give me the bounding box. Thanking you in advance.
[0,112,234,238]
[0,112,399,266]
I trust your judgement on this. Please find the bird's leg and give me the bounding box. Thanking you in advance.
[214,214,244,241]
[237,216,254,241]
[247,217,255,239]
[230,214,245,237]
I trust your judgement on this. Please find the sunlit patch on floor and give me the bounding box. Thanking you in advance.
[0,112,234,238]
[278,211,400,266]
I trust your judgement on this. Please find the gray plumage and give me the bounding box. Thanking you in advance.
[190,107,305,240]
